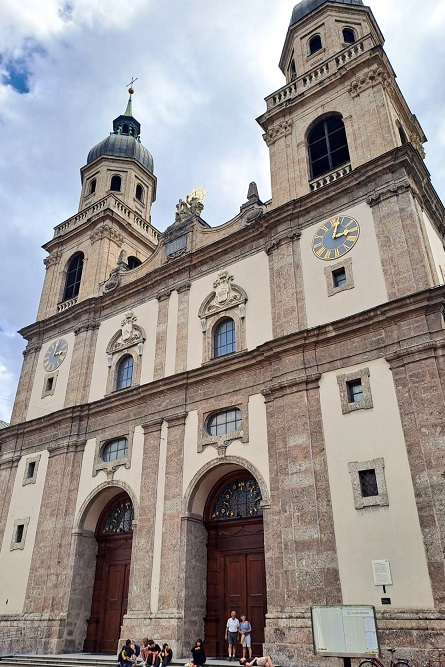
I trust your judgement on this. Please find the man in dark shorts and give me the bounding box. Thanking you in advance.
[146,640,161,667]
[225,611,240,661]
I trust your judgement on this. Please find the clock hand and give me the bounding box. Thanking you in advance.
[333,227,351,239]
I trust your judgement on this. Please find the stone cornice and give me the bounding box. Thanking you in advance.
[3,286,444,453]
[262,374,322,401]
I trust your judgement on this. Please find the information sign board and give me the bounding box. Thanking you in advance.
[311,605,379,658]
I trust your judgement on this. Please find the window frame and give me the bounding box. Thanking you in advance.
[309,34,323,55]
[348,458,389,509]
[325,258,354,297]
[110,174,122,192]
[10,517,30,551]
[22,454,41,486]
[62,252,84,302]
[308,115,350,180]
[337,367,373,414]
[213,317,236,358]
[115,355,134,391]
[93,428,134,477]
[102,437,129,463]
[206,408,243,437]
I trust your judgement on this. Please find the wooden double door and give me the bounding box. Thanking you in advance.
[84,533,132,654]
[205,518,267,658]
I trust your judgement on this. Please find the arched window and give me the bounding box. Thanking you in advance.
[309,34,322,54]
[63,252,84,301]
[100,495,134,535]
[207,408,242,436]
[289,58,297,81]
[102,437,128,463]
[214,318,236,357]
[123,124,129,135]
[127,256,142,270]
[308,115,350,179]
[89,178,96,194]
[135,184,144,202]
[110,175,121,191]
[210,478,263,521]
[116,355,133,390]
[342,28,356,44]
[398,126,408,145]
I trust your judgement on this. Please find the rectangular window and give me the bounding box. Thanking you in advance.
[347,379,364,403]
[332,268,347,287]
[359,469,379,497]
[15,524,25,543]
[26,461,36,479]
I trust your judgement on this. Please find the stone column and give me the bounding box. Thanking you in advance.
[266,231,307,339]
[10,342,41,424]
[153,290,171,380]
[177,515,207,651]
[387,343,445,606]
[175,282,191,374]
[262,376,341,664]
[23,440,85,652]
[64,319,100,407]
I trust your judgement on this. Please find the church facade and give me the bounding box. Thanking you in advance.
[0,1,444,665]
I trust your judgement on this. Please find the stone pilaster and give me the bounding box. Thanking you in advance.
[387,342,445,606]
[153,291,171,380]
[175,283,191,374]
[64,529,97,652]
[10,342,41,424]
[64,319,101,407]
[126,418,163,614]
[368,183,435,300]
[262,375,341,665]
[0,457,19,557]
[266,231,307,338]
[23,440,85,629]
[157,412,187,612]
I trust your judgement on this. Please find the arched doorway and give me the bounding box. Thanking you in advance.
[84,493,134,653]
[204,473,267,658]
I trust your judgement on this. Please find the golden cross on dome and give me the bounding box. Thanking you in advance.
[126,76,138,94]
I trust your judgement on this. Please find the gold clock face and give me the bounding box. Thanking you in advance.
[312,215,360,261]
[43,338,68,372]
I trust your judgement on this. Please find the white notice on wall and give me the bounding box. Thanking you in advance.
[372,560,392,586]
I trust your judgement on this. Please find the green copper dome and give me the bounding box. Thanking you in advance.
[87,95,154,173]
[291,0,364,25]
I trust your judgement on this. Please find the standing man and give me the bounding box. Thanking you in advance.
[225,610,240,661]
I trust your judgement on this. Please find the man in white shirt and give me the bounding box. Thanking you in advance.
[225,611,240,661]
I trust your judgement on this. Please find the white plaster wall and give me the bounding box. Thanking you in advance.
[164,290,178,377]
[88,300,158,403]
[26,332,76,421]
[422,211,445,284]
[301,202,388,328]
[74,429,143,532]
[186,252,273,370]
[319,358,434,608]
[0,450,49,614]
[182,395,270,508]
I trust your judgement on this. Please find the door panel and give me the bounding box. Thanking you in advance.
[205,519,266,658]
[84,534,132,654]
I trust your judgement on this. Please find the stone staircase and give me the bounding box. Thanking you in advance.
[0,655,247,667]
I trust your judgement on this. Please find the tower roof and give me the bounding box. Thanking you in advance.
[290,0,364,25]
[87,92,154,173]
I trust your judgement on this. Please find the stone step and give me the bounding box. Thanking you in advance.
[0,657,271,667]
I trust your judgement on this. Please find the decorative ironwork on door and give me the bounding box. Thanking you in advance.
[101,496,134,535]
[211,478,262,521]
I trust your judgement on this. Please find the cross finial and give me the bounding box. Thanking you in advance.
[126,76,138,95]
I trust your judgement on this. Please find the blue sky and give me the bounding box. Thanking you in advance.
[0,0,444,421]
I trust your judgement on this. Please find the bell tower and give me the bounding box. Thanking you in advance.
[257,0,426,208]
[37,86,160,321]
